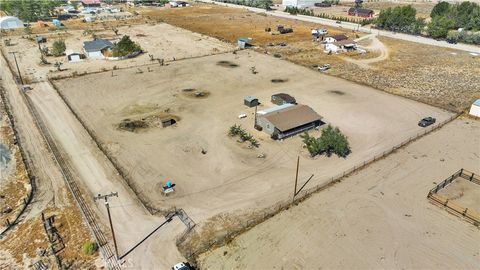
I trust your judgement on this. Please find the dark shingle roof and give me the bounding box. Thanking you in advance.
[83,39,112,52]
[264,105,322,132]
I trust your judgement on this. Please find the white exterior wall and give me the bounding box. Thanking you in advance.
[324,37,336,43]
[324,43,339,52]
[86,51,103,59]
[282,0,318,8]
[469,105,480,117]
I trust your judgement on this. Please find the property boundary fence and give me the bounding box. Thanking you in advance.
[0,85,36,238]
[177,113,459,263]
[0,50,120,269]
[427,169,480,225]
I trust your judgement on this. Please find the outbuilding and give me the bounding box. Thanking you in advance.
[244,96,259,107]
[0,16,24,30]
[256,104,323,139]
[348,8,375,18]
[66,50,84,62]
[83,39,112,59]
[238,37,253,49]
[469,99,480,117]
[271,93,296,105]
[282,0,319,8]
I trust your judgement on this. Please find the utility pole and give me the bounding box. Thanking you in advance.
[293,156,299,202]
[9,52,24,85]
[254,105,258,128]
[94,192,119,259]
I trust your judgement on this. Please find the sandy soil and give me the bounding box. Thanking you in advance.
[2,23,234,83]
[199,118,480,269]
[438,177,480,213]
[54,49,452,226]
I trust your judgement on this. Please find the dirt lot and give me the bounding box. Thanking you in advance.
[199,118,480,269]
[54,49,452,225]
[438,177,480,213]
[137,4,480,112]
[2,23,234,83]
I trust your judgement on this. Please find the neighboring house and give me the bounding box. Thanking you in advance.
[0,16,23,30]
[348,7,375,18]
[324,34,348,43]
[325,39,357,52]
[83,39,112,59]
[256,104,323,140]
[271,93,297,105]
[469,99,480,117]
[282,0,319,8]
[324,43,339,53]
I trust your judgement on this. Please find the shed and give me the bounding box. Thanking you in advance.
[66,50,84,62]
[52,19,62,27]
[271,93,296,105]
[0,16,24,30]
[244,96,259,107]
[238,37,253,49]
[469,99,480,117]
[256,104,323,139]
[83,39,112,59]
[36,36,47,43]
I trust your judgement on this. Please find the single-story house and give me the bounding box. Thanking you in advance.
[469,99,480,117]
[83,39,112,59]
[282,0,319,8]
[348,8,374,18]
[81,0,101,7]
[176,1,190,7]
[334,39,357,50]
[324,43,340,53]
[66,50,84,62]
[256,104,323,139]
[324,34,348,43]
[271,93,296,105]
[238,37,253,49]
[0,16,24,30]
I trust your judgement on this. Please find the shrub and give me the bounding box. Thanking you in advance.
[112,35,142,57]
[81,240,98,255]
[51,39,66,57]
[301,125,350,158]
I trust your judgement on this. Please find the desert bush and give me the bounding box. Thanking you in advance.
[81,240,98,255]
[51,39,66,57]
[301,125,350,158]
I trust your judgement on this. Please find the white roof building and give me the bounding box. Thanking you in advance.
[0,16,24,30]
[469,99,480,117]
[282,0,319,8]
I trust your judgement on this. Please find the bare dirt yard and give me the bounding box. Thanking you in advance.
[199,117,480,269]
[139,4,480,113]
[54,49,452,227]
[2,22,234,83]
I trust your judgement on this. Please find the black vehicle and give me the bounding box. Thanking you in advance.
[418,117,436,127]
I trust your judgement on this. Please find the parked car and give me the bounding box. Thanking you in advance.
[418,117,436,127]
[172,262,193,270]
[318,64,331,72]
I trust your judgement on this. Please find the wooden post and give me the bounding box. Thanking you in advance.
[293,156,299,202]
[254,105,258,128]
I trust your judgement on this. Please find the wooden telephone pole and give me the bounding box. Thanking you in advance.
[94,192,119,259]
[293,156,299,202]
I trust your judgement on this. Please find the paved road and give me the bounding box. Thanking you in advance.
[201,0,480,54]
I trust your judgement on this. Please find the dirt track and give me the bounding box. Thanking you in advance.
[199,118,480,269]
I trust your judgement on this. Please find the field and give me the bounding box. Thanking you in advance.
[199,118,480,269]
[54,48,452,224]
[139,4,480,112]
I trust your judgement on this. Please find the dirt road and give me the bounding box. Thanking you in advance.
[344,34,389,68]
[202,0,480,54]
[199,118,480,269]
[26,81,187,268]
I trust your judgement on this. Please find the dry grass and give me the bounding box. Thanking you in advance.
[135,4,479,112]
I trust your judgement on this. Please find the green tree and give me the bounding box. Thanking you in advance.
[430,1,451,18]
[318,125,350,158]
[112,35,142,57]
[300,132,321,157]
[446,30,460,43]
[51,39,66,56]
[428,16,455,38]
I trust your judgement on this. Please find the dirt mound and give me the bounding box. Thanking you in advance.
[118,119,149,132]
[217,61,239,68]
[182,89,210,99]
[118,113,180,132]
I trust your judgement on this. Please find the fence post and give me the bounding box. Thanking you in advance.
[471,173,475,181]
